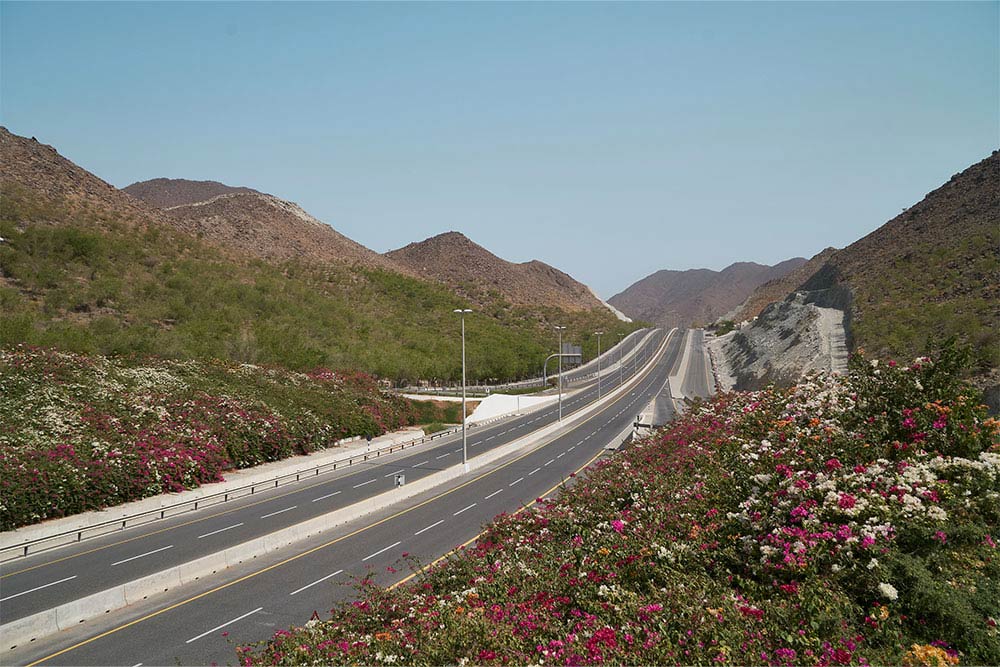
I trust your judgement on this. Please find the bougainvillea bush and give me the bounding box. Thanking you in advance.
[243,346,999,666]
[0,346,424,530]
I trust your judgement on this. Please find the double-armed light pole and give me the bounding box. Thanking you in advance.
[554,325,566,421]
[454,308,472,473]
[593,331,604,399]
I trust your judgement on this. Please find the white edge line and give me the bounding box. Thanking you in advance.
[185,607,263,643]
[0,575,78,602]
[289,569,343,596]
[362,540,403,562]
[414,520,445,536]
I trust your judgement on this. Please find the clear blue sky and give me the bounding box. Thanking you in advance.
[2,2,997,297]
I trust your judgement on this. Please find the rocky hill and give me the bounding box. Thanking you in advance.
[713,151,999,404]
[386,231,610,313]
[148,187,413,275]
[0,128,636,381]
[609,258,806,328]
[800,151,999,379]
[0,127,160,226]
[726,248,839,323]
[123,178,258,208]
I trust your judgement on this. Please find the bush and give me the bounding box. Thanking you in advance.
[242,344,1000,665]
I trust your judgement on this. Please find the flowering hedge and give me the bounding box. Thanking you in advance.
[242,346,999,666]
[0,346,422,530]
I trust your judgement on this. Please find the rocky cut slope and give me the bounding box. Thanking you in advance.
[609,258,807,329]
[714,150,999,401]
[386,231,611,313]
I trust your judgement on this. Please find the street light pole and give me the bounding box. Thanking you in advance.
[618,333,625,388]
[555,325,566,421]
[454,308,472,473]
[594,331,604,399]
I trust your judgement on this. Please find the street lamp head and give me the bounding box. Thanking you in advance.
[453,308,472,314]
[594,331,604,336]
[554,325,566,331]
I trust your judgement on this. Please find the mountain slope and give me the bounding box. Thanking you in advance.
[386,231,608,313]
[0,128,636,381]
[800,151,999,376]
[123,177,258,208]
[609,258,807,328]
[0,127,160,226]
[126,178,414,275]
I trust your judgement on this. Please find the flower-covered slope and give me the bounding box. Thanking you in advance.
[0,346,425,530]
[244,346,999,666]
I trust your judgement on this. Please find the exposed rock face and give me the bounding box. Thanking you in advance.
[123,178,258,208]
[385,231,608,312]
[726,248,839,323]
[609,258,807,328]
[0,127,160,225]
[712,151,998,401]
[710,293,849,391]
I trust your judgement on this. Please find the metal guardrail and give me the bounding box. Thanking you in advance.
[0,396,564,562]
[1,425,470,561]
[2,333,665,562]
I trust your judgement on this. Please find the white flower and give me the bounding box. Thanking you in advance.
[878,582,898,601]
[867,558,879,570]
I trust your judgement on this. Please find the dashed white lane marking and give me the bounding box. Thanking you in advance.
[436,453,451,460]
[384,469,404,478]
[413,460,429,467]
[0,575,77,602]
[290,569,343,596]
[362,541,402,562]
[186,607,263,643]
[454,448,462,453]
[415,520,445,535]
[509,477,524,487]
[557,452,566,458]
[454,503,477,516]
[198,523,244,539]
[486,436,495,441]
[111,545,173,567]
[312,490,342,502]
[353,479,377,488]
[484,489,502,500]
[260,506,297,519]
[544,459,555,466]
[131,663,143,667]
[529,467,541,476]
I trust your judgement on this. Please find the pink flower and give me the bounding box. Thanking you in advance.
[611,519,625,533]
[838,493,857,509]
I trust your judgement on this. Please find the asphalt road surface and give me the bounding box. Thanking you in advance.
[7,329,689,667]
[1,331,671,632]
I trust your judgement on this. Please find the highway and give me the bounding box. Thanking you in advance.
[4,330,700,666]
[680,329,715,398]
[0,331,668,635]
